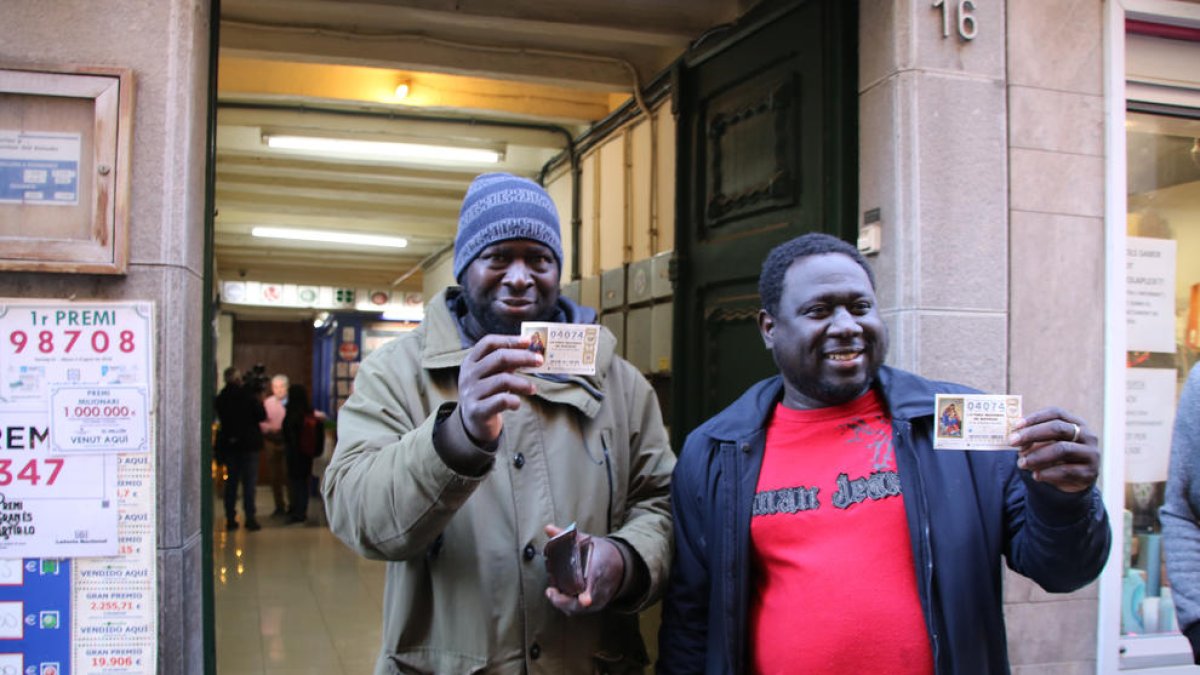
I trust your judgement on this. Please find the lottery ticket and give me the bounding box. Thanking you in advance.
[933,393,1022,450]
[519,322,599,376]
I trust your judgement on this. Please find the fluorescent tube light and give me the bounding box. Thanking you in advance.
[264,134,501,164]
[251,226,408,249]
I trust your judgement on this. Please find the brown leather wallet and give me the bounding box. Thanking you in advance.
[543,522,592,596]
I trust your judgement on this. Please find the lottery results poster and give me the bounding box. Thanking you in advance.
[0,301,157,674]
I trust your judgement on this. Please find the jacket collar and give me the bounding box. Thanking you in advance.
[419,287,613,418]
[698,376,784,442]
[699,365,940,442]
[873,366,939,421]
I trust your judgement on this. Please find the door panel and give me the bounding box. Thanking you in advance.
[671,0,857,447]
[699,281,777,417]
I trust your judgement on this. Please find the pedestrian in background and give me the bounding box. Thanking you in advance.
[214,366,266,531]
[1164,362,1200,663]
[260,373,290,517]
[282,383,322,525]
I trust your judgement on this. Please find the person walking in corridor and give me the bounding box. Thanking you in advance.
[260,373,290,517]
[215,366,266,531]
[282,383,323,525]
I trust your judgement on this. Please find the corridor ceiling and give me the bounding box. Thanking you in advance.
[215,0,748,298]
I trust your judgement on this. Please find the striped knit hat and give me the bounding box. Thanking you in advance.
[453,173,563,281]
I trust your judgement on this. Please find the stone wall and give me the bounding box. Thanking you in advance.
[1004,1,1106,673]
[0,2,211,672]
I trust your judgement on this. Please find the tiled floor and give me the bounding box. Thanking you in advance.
[213,487,386,674]
[212,484,666,673]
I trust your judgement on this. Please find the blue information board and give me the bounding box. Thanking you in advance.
[0,161,78,205]
[0,131,81,206]
[0,558,71,675]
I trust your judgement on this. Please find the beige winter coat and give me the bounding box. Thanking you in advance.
[323,288,675,674]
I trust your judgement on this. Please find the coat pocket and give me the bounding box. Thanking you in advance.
[593,649,648,674]
[385,649,487,674]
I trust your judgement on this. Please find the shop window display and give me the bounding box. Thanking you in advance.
[1124,109,1200,638]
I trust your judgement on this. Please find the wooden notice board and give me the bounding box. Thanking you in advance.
[0,65,134,274]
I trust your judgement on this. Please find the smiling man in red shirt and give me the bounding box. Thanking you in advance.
[659,233,1111,674]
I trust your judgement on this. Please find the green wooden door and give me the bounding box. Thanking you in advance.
[671,0,858,448]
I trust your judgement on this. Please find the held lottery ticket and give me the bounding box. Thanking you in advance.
[519,322,599,376]
[933,393,1022,450]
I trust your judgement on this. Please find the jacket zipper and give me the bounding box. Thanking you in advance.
[721,441,745,675]
[601,435,614,532]
[897,418,941,671]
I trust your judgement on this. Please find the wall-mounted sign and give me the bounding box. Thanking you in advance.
[0,130,81,206]
[338,342,360,362]
[50,386,150,454]
[0,66,134,275]
[1125,367,1177,483]
[0,300,157,673]
[221,280,424,321]
[932,0,978,41]
[0,557,72,675]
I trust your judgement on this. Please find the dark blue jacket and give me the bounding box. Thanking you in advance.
[658,367,1110,674]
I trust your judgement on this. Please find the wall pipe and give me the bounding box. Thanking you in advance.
[538,69,671,277]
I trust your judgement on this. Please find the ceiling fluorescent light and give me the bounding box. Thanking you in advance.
[251,226,408,249]
[264,134,500,164]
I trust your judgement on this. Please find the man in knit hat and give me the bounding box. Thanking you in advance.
[324,172,675,674]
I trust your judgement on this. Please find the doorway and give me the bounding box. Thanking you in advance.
[202,0,860,671]
[671,0,858,441]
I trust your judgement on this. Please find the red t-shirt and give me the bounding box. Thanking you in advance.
[749,389,934,674]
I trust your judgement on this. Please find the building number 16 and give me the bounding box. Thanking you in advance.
[933,0,978,41]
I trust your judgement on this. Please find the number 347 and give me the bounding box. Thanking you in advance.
[0,458,64,487]
[934,0,978,41]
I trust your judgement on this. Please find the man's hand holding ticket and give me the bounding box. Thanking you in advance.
[935,394,1100,493]
[519,322,599,376]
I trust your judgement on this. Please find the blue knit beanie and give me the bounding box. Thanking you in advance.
[453,173,563,281]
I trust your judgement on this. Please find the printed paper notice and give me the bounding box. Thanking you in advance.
[0,300,157,671]
[0,130,81,206]
[1127,237,1177,354]
[0,410,118,558]
[0,302,155,557]
[50,386,150,454]
[73,454,157,674]
[1126,367,1177,483]
[0,304,153,456]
